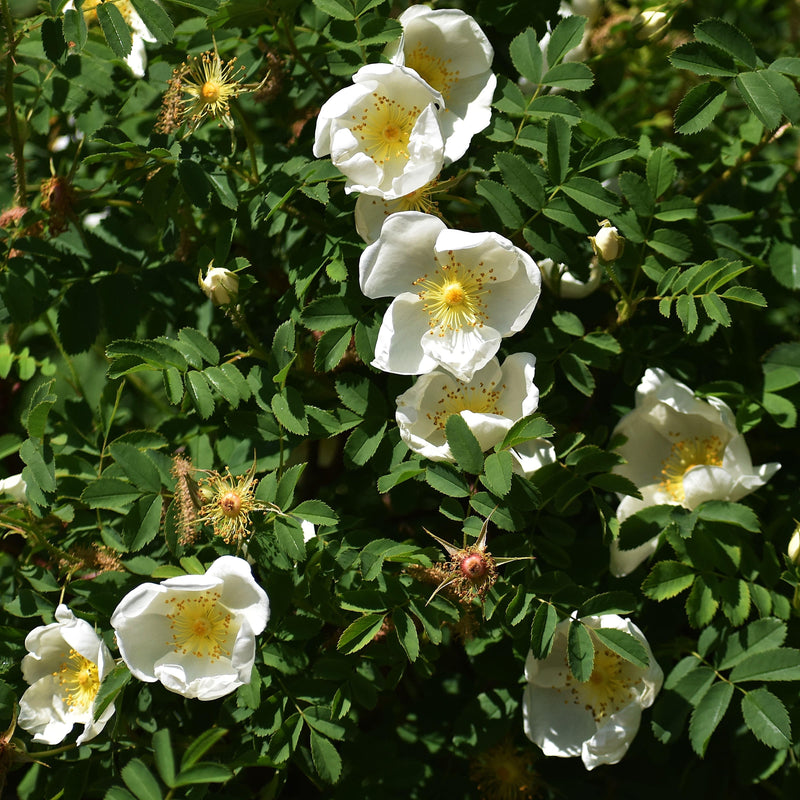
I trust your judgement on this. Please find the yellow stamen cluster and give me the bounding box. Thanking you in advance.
[55,650,101,712]
[469,738,541,800]
[181,51,245,129]
[427,379,504,431]
[658,434,725,501]
[559,645,637,723]
[351,94,421,165]
[406,44,459,100]
[413,252,495,335]
[166,591,232,661]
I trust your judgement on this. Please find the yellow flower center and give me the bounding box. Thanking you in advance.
[659,434,725,501]
[166,592,232,661]
[413,253,495,334]
[560,646,637,723]
[351,94,421,166]
[428,380,504,430]
[219,490,243,518]
[55,650,101,712]
[406,44,459,100]
[201,81,221,101]
[182,52,244,125]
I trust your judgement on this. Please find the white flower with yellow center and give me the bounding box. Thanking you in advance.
[17,605,115,745]
[360,212,541,381]
[395,353,555,472]
[64,0,157,78]
[313,64,445,199]
[610,368,780,576]
[384,6,496,163]
[111,555,269,701]
[523,614,663,770]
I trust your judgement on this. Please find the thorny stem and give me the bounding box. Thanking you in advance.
[2,0,26,206]
[693,123,792,205]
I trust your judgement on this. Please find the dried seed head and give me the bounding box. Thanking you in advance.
[460,552,489,580]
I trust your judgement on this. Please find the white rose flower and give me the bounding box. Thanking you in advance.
[540,257,603,299]
[354,182,439,245]
[788,523,800,565]
[395,353,554,471]
[385,6,496,163]
[0,473,27,503]
[360,211,542,381]
[610,368,781,576]
[313,63,445,199]
[111,555,269,701]
[200,266,239,306]
[64,0,156,78]
[523,614,663,770]
[17,605,116,745]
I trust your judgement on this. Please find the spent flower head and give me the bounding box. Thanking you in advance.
[182,51,247,130]
[469,737,542,800]
[197,462,266,545]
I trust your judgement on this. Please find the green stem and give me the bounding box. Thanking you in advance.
[28,743,77,758]
[1,0,26,206]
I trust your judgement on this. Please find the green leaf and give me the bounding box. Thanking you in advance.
[547,115,571,185]
[541,61,594,91]
[63,7,88,51]
[592,626,649,669]
[109,443,162,493]
[303,706,346,740]
[695,18,757,69]
[292,499,338,525]
[129,494,164,551]
[445,414,484,474]
[128,0,174,43]
[121,759,163,800]
[425,462,470,498]
[530,602,558,659]
[509,28,543,85]
[475,180,523,230]
[494,153,545,210]
[392,609,419,662]
[337,612,386,654]
[500,415,554,450]
[769,241,800,290]
[180,728,229,770]
[163,367,184,404]
[81,478,142,513]
[96,3,132,58]
[186,371,215,419]
[271,387,309,435]
[730,648,800,682]
[689,681,733,756]
[310,731,342,784]
[675,82,728,134]
[93,662,131,722]
[172,764,233,787]
[577,591,637,618]
[676,294,699,333]
[579,137,637,171]
[526,95,582,125]
[735,71,782,129]
[300,296,359,331]
[343,419,386,466]
[313,0,355,20]
[560,351,594,396]
[700,292,731,326]
[377,460,425,493]
[646,148,677,198]
[642,560,696,601]
[669,42,737,76]
[741,687,792,749]
[178,328,219,366]
[481,451,513,497]
[314,327,352,372]
[567,620,595,682]
[721,286,766,306]
[274,516,306,561]
[649,229,692,262]
[561,176,619,216]
[547,15,586,67]
[696,500,760,531]
[686,576,719,628]
[152,730,176,788]
[770,57,800,77]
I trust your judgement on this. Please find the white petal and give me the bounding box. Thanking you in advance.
[420,324,501,382]
[0,473,26,502]
[510,439,556,476]
[581,701,642,770]
[359,211,445,298]
[372,293,439,376]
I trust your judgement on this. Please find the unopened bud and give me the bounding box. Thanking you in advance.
[789,523,800,564]
[590,221,624,263]
[634,8,669,41]
[199,265,239,306]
